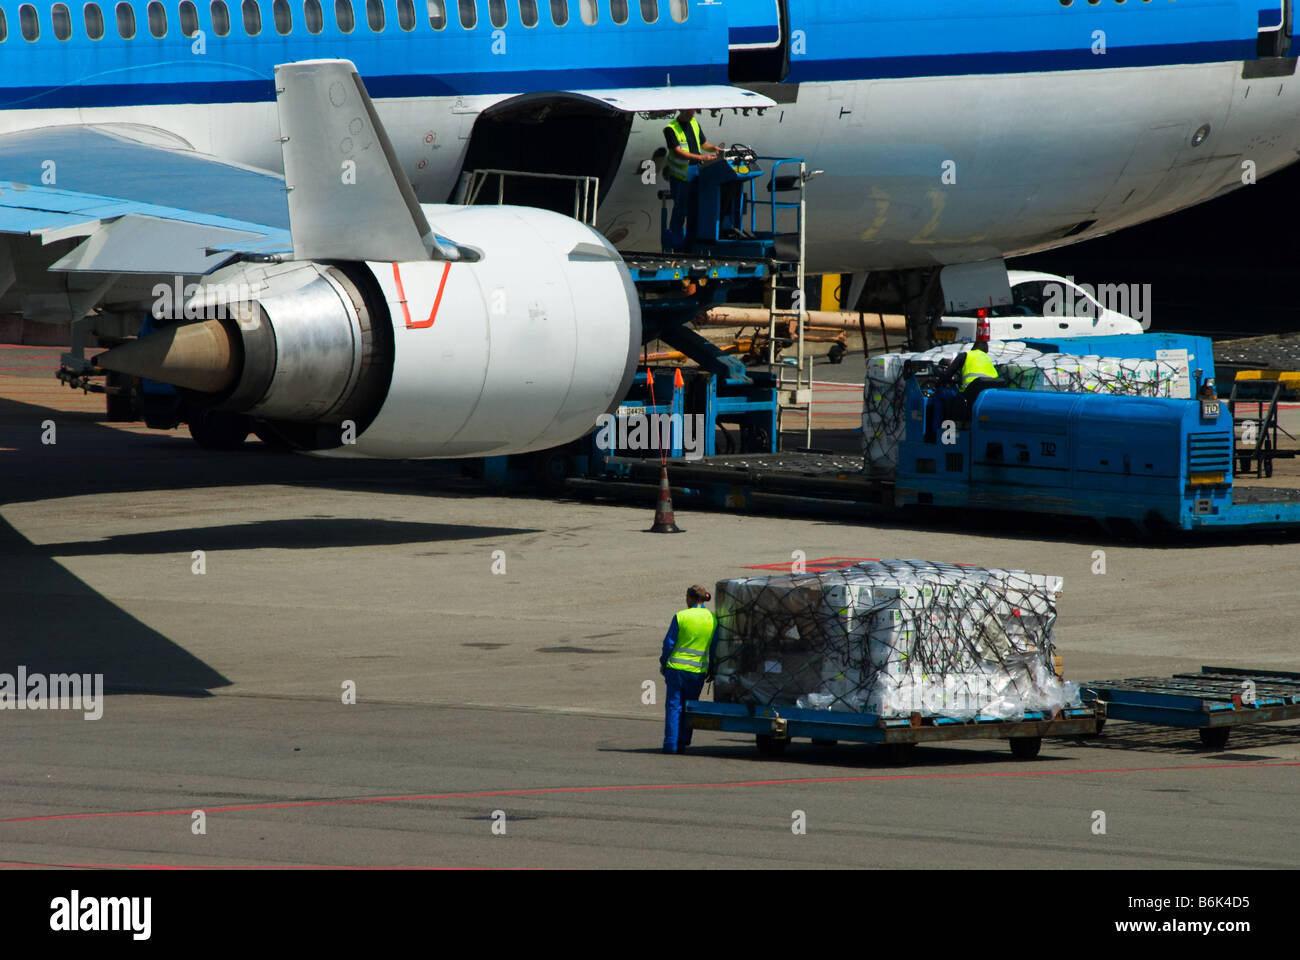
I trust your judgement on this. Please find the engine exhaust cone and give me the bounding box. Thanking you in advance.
[96,319,239,394]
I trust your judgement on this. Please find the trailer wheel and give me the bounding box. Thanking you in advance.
[882,743,915,765]
[827,343,846,365]
[755,734,789,757]
[1009,736,1041,760]
[1198,727,1230,750]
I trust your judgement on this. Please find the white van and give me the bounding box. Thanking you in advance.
[934,270,1144,343]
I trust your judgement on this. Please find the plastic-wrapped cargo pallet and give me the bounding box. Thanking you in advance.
[712,559,1081,721]
[862,344,1185,473]
[862,343,1043,474]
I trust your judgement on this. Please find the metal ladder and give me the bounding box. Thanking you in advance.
[1228,376,1297,479]
[758,159,811,449]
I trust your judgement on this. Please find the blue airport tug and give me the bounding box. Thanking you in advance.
[893,359,1300,534]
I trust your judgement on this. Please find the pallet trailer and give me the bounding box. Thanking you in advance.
[683,665,1300,761]
[1083,665,1300,749]
[684,700,1099,761]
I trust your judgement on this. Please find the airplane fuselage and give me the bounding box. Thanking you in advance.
[0,0,1297,274]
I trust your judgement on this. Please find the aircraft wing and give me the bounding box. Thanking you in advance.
[0,125,293,275]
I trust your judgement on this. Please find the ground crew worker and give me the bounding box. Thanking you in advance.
[663,109,722,247]
[938,336,1007,419]
[659,584,717,754]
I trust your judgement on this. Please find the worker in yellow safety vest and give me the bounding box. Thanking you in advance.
[662,109,722,248]
[938,336,1008,419]
[659,584,718,754]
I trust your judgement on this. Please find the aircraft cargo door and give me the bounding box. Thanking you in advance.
[728,0,788,83]
[1257,0,1292,57]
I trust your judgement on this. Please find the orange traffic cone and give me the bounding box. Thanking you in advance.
[647,464,683,533]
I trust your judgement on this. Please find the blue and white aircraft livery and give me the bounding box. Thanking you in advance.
[1,1,1296,458]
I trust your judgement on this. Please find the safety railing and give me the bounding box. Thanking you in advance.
[462,169,601,226]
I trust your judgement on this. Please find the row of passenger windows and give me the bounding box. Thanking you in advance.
[0,0,685,40]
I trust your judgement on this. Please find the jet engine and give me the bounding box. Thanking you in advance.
[98,205,641,458]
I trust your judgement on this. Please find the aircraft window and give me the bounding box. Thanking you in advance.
[549,0,564,25]
[334,0,353,30]
[488,0,505,26]
[668,0,683,21]
[609,0,626,24]
[84,1,103,37]
[147,0,164,34]
[179,0,198,34]
[365,0,382,29]
[115,1,134,36]
[52,2,71,38]
[456,0,472,27]
[273,0,290,31]
[241,0,259,32]
[210,0,228,33]
[396,0,413,28]
[576,0,593,23]
[427,0,443,28]
[304,0,322,31]
[638,0,654,22]
[0,8,6,38]
[19,3,38,39]
[517,0,535,26]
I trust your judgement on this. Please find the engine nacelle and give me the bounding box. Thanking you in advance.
[203,205,640,458]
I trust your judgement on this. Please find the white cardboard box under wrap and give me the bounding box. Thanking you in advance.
[712,559,1078,721]
[861,344,1184,474]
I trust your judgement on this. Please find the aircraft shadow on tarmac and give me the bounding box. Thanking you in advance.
[0,514,232,696]
[7,393,1299,550]
[0,394,469,507]
[42,518,532,555]
[0,395,537,696]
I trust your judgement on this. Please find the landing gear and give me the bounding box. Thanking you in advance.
[103,370,137,422]
[187,409,251,450]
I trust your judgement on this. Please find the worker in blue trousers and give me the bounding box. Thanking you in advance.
[662,109,723,249]
[659,584,718,754]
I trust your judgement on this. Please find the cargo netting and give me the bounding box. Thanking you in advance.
[712,559,1081,720]
[863,343,1187,473]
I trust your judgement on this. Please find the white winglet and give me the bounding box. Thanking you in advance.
[275,59,453,262]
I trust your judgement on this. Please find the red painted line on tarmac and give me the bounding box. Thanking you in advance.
[3,761,1296,826]
[0,862,518,870]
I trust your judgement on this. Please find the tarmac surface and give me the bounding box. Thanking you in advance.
[2,353,1298,869]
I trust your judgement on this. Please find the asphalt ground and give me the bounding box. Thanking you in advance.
[1,353,1298,869]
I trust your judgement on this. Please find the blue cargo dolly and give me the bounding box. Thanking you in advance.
[1082,665,1300,749]
[684,699,1099,761]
